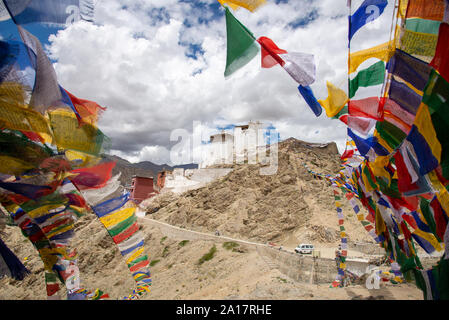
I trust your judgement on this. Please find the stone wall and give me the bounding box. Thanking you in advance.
[350,242,386,256]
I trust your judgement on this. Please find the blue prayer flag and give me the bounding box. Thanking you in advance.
[349,0,388,41]
[297,85,322,117]
[2,0,94,26]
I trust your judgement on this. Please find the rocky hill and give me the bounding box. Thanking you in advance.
[143,138,373,247]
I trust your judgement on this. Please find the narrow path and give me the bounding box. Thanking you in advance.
[139,216,272,249]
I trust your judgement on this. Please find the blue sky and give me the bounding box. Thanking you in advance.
[0,0,394,165]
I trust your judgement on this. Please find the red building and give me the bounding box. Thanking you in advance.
[129,176,156,204]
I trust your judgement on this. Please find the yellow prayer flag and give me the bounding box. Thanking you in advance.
[414,103,442,163]
[375,207,387,235]
[99,207,135,229]
[126,247,145,264]
[399,28,438,58]
[27,204,66,219]
[65,150,101,168]
[318,81,348,118]
[398,0,408,19]
[48,110,106,155]
[0,155,35,176]
[374,130,394,154]
[413,229,443,251]
[349,40,395,74]
[0,81,28,105]
[217,0,266,12]
[370,156,391,183]
[428,170,449,218]
[0,101,52,137]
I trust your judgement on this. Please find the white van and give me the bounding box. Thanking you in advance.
[294,244,314,254]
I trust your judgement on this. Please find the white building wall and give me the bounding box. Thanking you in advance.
[161,168,233,194]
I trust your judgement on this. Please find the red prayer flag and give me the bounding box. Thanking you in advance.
[256,36,287,68]
[348,97,384,120]
[70,162,116,190]
[65,89,107,125]
[430,22,449,83]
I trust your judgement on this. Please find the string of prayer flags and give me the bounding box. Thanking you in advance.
[333,186,347,285]
[311,0,449,299]
[217,0,266,12]
[92,193,151,299]
[0,2,137,298]
[224,7,259,77]
[349,0,388,41]
[257,36,316,86]
[2,0,95,25]
[72,288,110,300]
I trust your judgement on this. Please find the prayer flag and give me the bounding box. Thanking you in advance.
[406,104,441,176]
[430,22,449,82]
[2,0,94,26]
[70,161,116,190]
[224,7,259,77]
[349,61,385,98]
[64,89,106,125]
[218,0,266,12]
[387,49,432,92]
[318,81,348,118]
[257,36,316,86]
[349,40,395,73]
[297,85,322,117]
[349,0,388,41]
[406,0,446,21]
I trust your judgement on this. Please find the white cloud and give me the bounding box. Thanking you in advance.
[47,0,394,164]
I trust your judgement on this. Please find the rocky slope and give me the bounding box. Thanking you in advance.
[143,138,373,247]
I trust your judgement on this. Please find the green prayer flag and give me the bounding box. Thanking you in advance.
[423,70,449,178]
[375,120,406,150]
[349,61,385,98]
[406,18,441,35]
[419,197,442,242]
[224,7,259,77]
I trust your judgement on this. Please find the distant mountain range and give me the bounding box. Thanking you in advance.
[100,154,198,186]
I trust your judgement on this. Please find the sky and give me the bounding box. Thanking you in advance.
[0,0,396,165]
